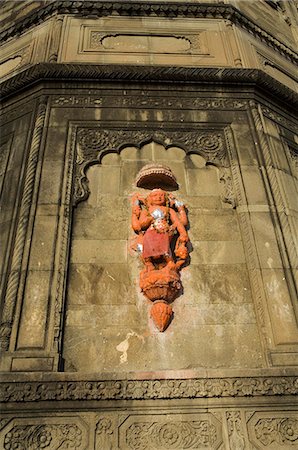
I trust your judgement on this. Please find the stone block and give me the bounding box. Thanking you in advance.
[16,270,51,349]
[67,263,136,306]
[250,212,284,269]
[231,123,257,166]
[44,126,68,160]
[121,161,145,194]
[187,167,220,196]
[71,239,127,264]
[275,169,298,212]
[0,220,11,273]
[188,210,241,241]
[72,208,128,240]
[191,241,246,265]
[186,195,222,209]
[63,320,265,372]
[241,166,268,205]
[7,131,28,169]
[28,215,57,270]
[38,160,64,204]
[183,264,252,305]
[262,268,298,346]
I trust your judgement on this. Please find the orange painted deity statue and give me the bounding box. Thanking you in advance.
[131,164,190,331]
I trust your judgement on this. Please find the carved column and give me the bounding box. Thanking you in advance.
[48,15,64,63]
[0,97,48,354]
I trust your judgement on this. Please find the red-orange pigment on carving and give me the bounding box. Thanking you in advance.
[131,171,189,331]
[150,301,173,332]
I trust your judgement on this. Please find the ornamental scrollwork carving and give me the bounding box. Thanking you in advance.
[3,424,83,450]
[50,95,247,110]
[126,420,217,449]
[219,167,237,208]
[227,411,246,450]
[255,417,298,447]
[74,127,227,205]
[0,376,297,403]
[95,416,116,450]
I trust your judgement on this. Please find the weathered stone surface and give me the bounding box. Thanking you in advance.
[188,210,241,241]
[1,1,298,443]
[16,270,51,349]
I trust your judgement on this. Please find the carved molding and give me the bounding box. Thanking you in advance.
[50,95,248,110]
[0,2,297,64]
[74,127,227,205]
[0,97,48,352]
[1,65,297,108]
[0,376,297,403]
[261,106,297,132]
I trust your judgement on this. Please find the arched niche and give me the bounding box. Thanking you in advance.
[63,141,233,372]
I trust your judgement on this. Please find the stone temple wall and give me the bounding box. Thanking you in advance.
[0,1,297,449]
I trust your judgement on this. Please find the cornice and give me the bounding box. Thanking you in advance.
[1,64,297,111]
[0,2,297,65]
[0,375,297,403]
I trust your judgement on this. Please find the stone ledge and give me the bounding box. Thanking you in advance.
[1,64,297,110]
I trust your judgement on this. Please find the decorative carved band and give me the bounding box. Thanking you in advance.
[1,65,297,107]
[0,376,297,403]
[0,2,297,64]
[126,420,217,449]
[74,127,227,205]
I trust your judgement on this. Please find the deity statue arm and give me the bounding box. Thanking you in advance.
[169,208,189,242]
[168,194,188,227]
[131,194,143,232]
[131,194,152,233]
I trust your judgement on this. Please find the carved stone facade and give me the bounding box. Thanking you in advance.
[0,1,297,449]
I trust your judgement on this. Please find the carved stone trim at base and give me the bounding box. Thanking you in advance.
[0,376,297,403]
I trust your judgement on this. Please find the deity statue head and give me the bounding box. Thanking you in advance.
[147,189,167,206]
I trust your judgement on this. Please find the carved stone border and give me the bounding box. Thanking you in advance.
[1,65,297,108]
[0,376,297,403]
[50,123,230,357]
[1,2,297,64]
[74,127,228,204]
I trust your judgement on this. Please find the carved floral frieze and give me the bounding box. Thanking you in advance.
[0,376,297,403]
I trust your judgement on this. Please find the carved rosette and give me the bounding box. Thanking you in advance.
[3,424,83,450]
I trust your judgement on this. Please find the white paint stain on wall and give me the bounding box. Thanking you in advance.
[116,331,144,364]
